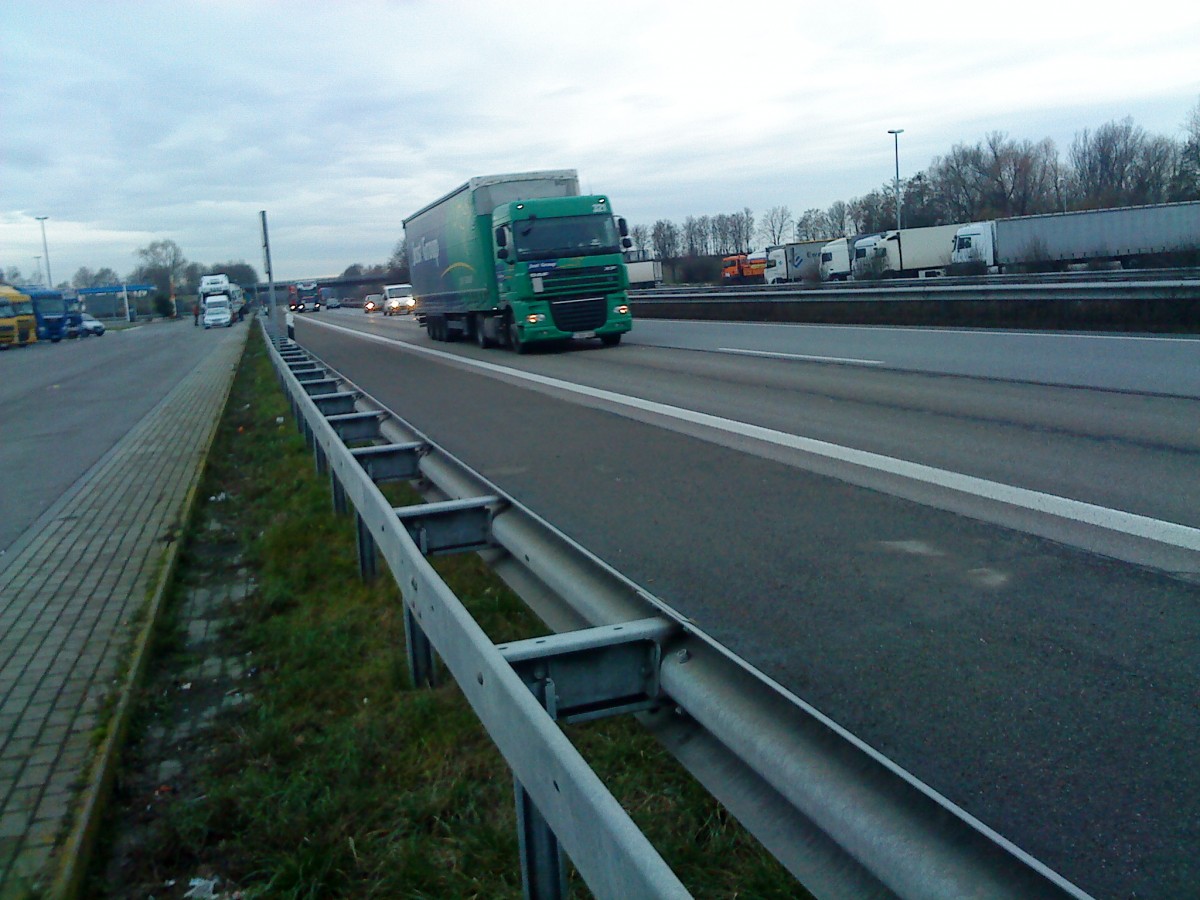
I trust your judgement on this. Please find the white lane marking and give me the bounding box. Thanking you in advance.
[301,317,1200,552]
[718,347,883,366]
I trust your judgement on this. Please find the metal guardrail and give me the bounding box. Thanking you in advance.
[260,320,1094,899]
[632,278,1200,304]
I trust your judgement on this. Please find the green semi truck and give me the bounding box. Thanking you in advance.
[403,170,634,352]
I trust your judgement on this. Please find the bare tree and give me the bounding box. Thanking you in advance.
[711,214,734,255]
[133,239,187,296]
[825,201,849,237]
[926,132,1060,221]
[694,215,712,256]
[651,219,681,260]
[210,260,260,287]
[795,208,836,241]
[1069,118,1160,209]
[181,261,206,293]
[682,216,707,257]
[848,189,892,234]
[926,142,988,222]
[629,224,651,258]
[388,237,408,272]
[757,206,793,247]
[732,207,755,253]
[1172,96,1200,200]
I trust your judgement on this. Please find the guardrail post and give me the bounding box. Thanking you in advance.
[514,778,567,900]
[355,513,378,582]
[331,471,347,515]
[403,604,436,687]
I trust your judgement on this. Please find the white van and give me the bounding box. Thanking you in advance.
[203,297,233,328]
[382,283,415,316]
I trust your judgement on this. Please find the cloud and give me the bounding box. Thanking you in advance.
[2,0,1197,280]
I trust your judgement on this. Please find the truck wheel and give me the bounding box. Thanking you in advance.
[475,317,493,348]
[508,319,530,355]
[600,333,622,347]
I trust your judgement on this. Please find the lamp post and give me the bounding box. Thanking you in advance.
[887,129,903,233]
[35,216,52,288]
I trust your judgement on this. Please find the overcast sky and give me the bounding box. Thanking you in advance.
[3,1,1198,283]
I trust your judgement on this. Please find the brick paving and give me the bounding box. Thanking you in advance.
[0,326,246,895]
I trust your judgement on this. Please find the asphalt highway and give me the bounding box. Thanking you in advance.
[295,310,1199,898]
[0,321,245,555]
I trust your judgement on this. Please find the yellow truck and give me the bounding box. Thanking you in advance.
[0,284,37,348]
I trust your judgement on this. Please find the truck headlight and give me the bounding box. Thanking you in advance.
[526,313,545,324]
[613,304,629,315]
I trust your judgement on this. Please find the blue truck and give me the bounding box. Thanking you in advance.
[27,289,82,341]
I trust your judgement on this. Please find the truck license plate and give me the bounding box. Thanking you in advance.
[574,331,595,339]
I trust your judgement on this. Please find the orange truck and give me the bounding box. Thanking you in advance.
[721,251,767,284]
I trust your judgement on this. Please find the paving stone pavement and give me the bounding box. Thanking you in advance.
[0,325,247,895]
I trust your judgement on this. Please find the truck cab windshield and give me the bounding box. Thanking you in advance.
[514,215,621,261]
[207,299,230,310]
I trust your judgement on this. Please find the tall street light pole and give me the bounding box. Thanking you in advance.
[36,216,52,288]
[887,129,903,233]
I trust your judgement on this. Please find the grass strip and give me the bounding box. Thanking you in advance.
[89,332,805,898]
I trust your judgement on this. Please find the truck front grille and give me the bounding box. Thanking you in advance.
[550,297,607,332]
[537,265,622,297]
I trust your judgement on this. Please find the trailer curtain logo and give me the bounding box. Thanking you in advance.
[412,237,441,265]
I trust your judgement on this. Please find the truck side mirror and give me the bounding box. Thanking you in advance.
[495,226,507,248]
[617,217,629,237]
[621,237,632,249]
[497,247,509,261]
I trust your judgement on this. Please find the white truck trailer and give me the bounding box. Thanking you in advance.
[765,239,827,284]
[951,201,1200,273]
[625,259,662,288]
[852,223,962,279]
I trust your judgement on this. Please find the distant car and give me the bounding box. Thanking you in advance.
[363,294,383,313]
[325,295,342,309]
[79,313,105,336]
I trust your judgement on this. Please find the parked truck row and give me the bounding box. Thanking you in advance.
[403,170,633,353]
[0,284,99,347]
[736,200,1200,285]
[948,201,1200,273]
[807,200,1200,284]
